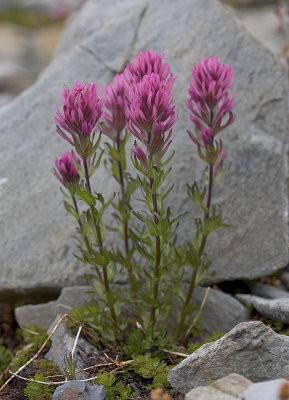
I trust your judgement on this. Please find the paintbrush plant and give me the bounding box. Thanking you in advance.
[53,52,236,346]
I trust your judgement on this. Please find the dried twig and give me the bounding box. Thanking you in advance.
[71,326,82,362]
[46,359,134,379]
[0,314,68,393]
[18,326,41,336]
[8,370,100,385]
[182,286,211,344]
[160,349,189,358]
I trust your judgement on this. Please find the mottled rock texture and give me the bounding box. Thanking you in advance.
[168,321,289,393]
[0,0,288,300]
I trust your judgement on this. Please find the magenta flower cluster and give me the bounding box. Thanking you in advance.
[54,151,81,187]
[186,57,236,166]
[101,73,127,141]
[186,57,236,134]
[55,80,102,147]
[126,73,177,160]
[124,50,171,84]
[124,52,177,167]
[54,52,236,185]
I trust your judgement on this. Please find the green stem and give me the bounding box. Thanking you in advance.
[174,164,214,342]
[115,134,135,297]
[82,158,119,337]
[72,195,103,283]
[148,174,161,336]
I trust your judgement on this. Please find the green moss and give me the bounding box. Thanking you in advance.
[187,332,224,353]
[0,345,13,374]
[94,372,136,399]
[130,354,171,389]
[223,0,276,7]
[0,7,61,29]
[24,373,54,400]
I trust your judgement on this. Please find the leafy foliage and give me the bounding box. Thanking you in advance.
[23,360,59,400]
[0,344,13,374]
[18,325,50,351]
[187,332,224,353]
[94,371,136,399]
[67,300,118,344]
[10,327,51,373]
[130,355,171,388]
[24,373,54,400]
[10,347,31,372]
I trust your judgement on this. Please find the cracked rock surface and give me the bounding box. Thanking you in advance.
[168,321,289,393]
[236,293,289,324]
[0,0,288,300]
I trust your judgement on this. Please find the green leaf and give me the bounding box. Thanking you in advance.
[63,200,78,220]
[145,218,159,237]
[89,148,105,176]
[194,259,211,286]
[107,261,117,282]
[187,182,208,213]
[152,167,172,193]
[135,243,154,264]
[161,183,174,201]
[133,211,146,223]
[71,151,85,179]
[186,243,201,270]
[202,215,229,236]
[76,189,96,207]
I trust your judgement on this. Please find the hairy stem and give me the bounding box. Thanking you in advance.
[148,175,161,335]
[174,164,214,341]
[72,195,103,283]
[115,133,135,296]
[175,111,215,342]
[82,158,119,336]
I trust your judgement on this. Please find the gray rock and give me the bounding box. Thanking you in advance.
[189,288,249,337]
[1,0,82,16]
[45,315,99,379]
[168,321,289,393]
[235,5,285,56]
[0,0,288,300]
[15,285,248,335]
[185,374,252,400]
[52,381,105,400]
[280,271,289,291]
[0,61,33,95]
[243,379,289,400]
[185,386,238,400]
[236,294,289,323]
[0,93,14,108]
[15,286,94,330]
[212,373,252,396]
[250,282,289,299]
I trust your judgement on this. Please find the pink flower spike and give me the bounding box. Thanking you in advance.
[101,73,128,141]
[213,150,226,180]
[132,143,148,170]
[54,151,81,187]
[126,72,177,160]
[124,50,172,84]
[186,57,236,137]
[55,81,103,147]
[200,127,213,145]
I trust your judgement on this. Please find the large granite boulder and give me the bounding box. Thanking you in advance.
[0,0,288,300]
